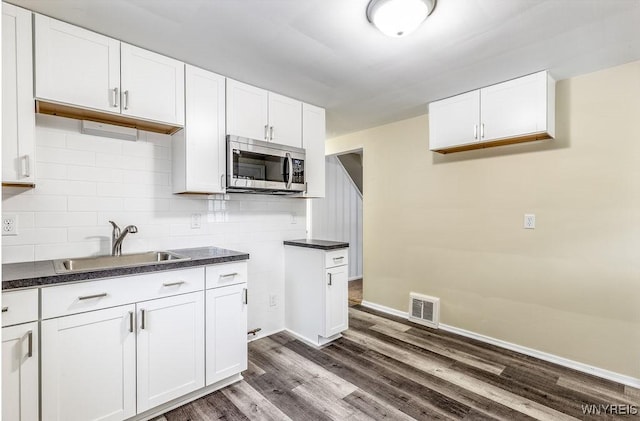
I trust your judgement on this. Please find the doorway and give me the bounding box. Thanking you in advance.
[308,151,363,305]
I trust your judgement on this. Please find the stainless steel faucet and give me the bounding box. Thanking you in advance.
[109,221,138,256]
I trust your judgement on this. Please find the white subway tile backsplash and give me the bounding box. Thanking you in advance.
[3,195,67,212]
[2,245,35,263]
[67,165,123,183]
[121,169,169,186]
[36,180,97,196]
[34,241,111,261]
[35,212,97,227]
[2,228,67,246]
[37,146,95,166]
[67,226,110,243]
[38,162,68,180]
[68,196,123,212]
[66,133,123,154]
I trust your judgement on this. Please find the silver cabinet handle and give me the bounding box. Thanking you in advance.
[78,293,108,301]
[264,124,269,141]
[220,174,224,190]
[474,125,478,140]
[285,152,293,189]
[113,87,119,108]
[481,123,485,139]
[328,273,333,286]
[129,311,134,333]
[305,182,308,194]
[27,330,33,358]
[21,155,31,177]
[162,281,185,287]
[269,126,274,141]
[333,256,344,262]
[123,90,129,110]
[243,288,248,304]
[1,307,7,313]
[220,273,238,278]
[140,309,146,330]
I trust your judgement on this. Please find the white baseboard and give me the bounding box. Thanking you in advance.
[359,300,640,388]
[248,327,285,343]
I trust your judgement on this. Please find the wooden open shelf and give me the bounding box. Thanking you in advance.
[35,100,183,135]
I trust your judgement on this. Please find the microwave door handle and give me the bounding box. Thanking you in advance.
[286,152,293,189]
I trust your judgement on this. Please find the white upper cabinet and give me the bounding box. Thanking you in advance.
[429,71,555,153]
[173,65,226,194]
[34,14,184,128]
[120,43,185,125]
[35,14,120,113]
[268,92,302,148]
[428,90,480,151]
[2,4,36,186]
[302,103,326,198]
[226,78,302,147]
[226,79,269,140]
[480,71,554,141]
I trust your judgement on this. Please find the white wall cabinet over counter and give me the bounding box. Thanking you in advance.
[302,103,326,198]
[34,14,184,132]
[173,65,227,194]
[429,71,555,153]
[226,79,302,148]
[2,3,36,187]
[285,241,349,347]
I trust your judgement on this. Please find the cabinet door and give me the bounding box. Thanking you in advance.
[226,78,268,140]
[302,103,326,198]
[2,4,35,185]
[324,266,348,337]
[206,283,248,385]
[137,292,204,412]
[2,322,38,421]
[428,90,480,150]
[41,305,136,421]
[480,71,549,141]
[34,14,120,113]
[173,65,226,193]
[120,43,185,125]
[268,92,302,147]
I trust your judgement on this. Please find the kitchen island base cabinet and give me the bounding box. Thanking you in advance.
[2,322,39,421]
[284,245,349,347]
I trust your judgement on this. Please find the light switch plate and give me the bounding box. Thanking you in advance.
[191,213,201,229]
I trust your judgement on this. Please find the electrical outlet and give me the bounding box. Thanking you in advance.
[269,294,277,307]
[190,213,201,229]
[2,214,18,236]
[524,213,536,229]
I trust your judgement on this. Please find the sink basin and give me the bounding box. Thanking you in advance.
[53,251,190,274]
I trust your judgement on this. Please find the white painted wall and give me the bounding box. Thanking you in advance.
[310,156,363,279]
[1,114,306,338]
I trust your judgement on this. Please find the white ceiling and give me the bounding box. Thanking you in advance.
[9,0,640,137]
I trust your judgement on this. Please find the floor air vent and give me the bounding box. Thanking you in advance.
[408,293,440,328]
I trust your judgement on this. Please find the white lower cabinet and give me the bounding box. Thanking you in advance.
[285,245,349,346]
[324,265,349,337]
[137,292,205,412]
[2,322,39,421]
[41,305,136,421]
[206,283,248,385]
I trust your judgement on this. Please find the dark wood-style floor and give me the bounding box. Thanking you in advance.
[156,285,638,420]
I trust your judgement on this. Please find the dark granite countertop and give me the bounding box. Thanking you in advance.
[2,246,249,291]
[283,239,349,251]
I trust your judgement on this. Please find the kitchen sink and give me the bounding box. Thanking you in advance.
[53,251,190,274]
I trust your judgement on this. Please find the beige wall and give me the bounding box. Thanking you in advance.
[327,61,640,379]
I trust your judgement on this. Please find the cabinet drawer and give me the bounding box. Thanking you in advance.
[2,289,39,327]
[42,267,204,319]
[325,248,348,269]
[206,261,248,289]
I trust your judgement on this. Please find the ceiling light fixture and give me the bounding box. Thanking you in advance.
[366,0,436,38]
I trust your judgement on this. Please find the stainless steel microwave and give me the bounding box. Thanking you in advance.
[226,135,305,194]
